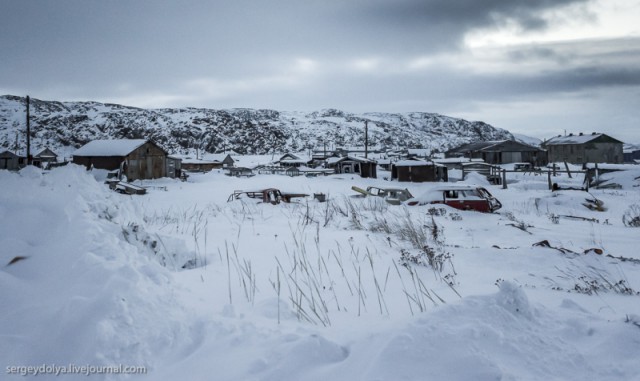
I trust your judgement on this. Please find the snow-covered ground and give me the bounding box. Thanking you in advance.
[2,164,640,380]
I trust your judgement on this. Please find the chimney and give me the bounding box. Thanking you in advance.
[592,132,597,135]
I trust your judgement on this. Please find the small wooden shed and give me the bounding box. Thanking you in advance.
[391,160,448,182]
[209,153,235,168]
[331,156,377,178]
[33,148,59,168]
[277,153,311,168]
[73,139,169,181]
[0,150,23,170]
[446,140,547,166]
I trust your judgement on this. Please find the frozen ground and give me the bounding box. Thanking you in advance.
[1,164,640,380]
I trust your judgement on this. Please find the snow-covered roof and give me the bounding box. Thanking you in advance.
[393,160,433,167]
[207,153,233,162]
[434,158,484,164]
[545,133,621,145]
[326,157,345,165]
[73,139,149,157]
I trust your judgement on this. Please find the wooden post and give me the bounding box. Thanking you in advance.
[548,170,552,190]
[364,121,368,159]
[26,95,31,166]
[502,169,507,189]
[564,161,572,178]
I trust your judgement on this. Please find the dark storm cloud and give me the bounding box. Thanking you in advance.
[357,0,591,48]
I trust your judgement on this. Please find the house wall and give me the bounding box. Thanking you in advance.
[181,162,221,172]
[124,142,166,180]
[222,156,234,167]
[73,156,124,172]
[394,165,437,182]
[166,157,181,178]
[360,162,377,178]
[0,152,22,170]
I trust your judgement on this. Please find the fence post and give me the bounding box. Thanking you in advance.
[548,170,552,190]
[502,169,507,189]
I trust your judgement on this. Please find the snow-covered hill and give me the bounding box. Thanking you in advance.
[0,95,516,156]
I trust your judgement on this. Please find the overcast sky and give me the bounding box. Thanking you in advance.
[1,0,639,143]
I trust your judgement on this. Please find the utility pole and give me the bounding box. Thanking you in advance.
[26,95,31,165]
[364,121,368,159]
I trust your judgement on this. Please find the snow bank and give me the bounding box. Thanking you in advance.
[0,165,192,378]
[3,165,640,381]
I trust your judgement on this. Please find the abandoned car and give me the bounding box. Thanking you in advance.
[406,186,502,212]
[227,188,309,204]
[351,186,414,205]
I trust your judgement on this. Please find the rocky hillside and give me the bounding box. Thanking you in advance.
[0,95,514,156]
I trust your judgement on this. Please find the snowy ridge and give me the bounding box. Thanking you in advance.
[0,95,516,156]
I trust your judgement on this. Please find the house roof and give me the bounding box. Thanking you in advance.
[393,160,434,167]
[34,148,58,158]
[433,158,484,164]
[545,133,623,145]
[207,153,234,162]
[344,155,376,163]
[447,140,544,154]
[278,153,310,163]
[73,139,149,157]
[0,150,19,158]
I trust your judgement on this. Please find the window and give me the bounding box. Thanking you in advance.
[444,190,458,199]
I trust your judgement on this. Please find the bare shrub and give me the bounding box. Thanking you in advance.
[623,204,640,227]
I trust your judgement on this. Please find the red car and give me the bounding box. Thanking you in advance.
[406,186,502,213]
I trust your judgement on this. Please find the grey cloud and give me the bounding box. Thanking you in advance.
[0,0,638,142]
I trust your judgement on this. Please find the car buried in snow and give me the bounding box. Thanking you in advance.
[351,186,414,205]
[405,185,502,213]
[227,188,309,205]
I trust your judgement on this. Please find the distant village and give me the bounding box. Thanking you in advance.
[2,131,639,185]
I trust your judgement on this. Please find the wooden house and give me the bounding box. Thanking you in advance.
[32,148,59,168]
[391,160,448,182]
[277,153,311,168]
[209,153,235,168]
[543,133,624,164]
[0,150,23,171]
[330,156,377,178]
[73,139,169,181]
[445,140,547,166]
